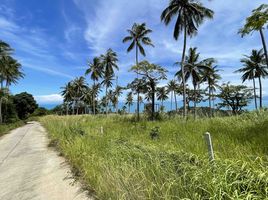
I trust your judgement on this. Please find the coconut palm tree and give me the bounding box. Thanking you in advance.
[101,73,114,115]
[85,57,103,115]
[61,81,75,115]
[0,40,12,58]
[235,49,268,109]
[176,47,212,119]
[0,88,9,124]
[100,49,118,115]
[123,23,154,120]
[167,80,178,111]
[125,92,133,114]
[156,87,169,108]
[113,86,123,113]
[239,4,268,67]
[72,77,88,114]
[201,60,221,116]
[161,0,214,118]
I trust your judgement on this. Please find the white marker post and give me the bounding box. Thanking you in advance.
[204,132,215,161]
[100,126,103,134]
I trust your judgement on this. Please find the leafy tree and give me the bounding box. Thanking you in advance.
[13,92,38,119]
[217,84,253,114]
[123,23,154,120]
[161,0,214,118]
[131,61,167,120]
[239,4,268,67]
[235,49,268,109]
[0,88,10,123]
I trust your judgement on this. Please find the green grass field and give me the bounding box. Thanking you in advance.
[0,121,25,138]
[40,112,268,199]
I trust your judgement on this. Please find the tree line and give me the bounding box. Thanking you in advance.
[0,41,39,123]
[60,1,268,120]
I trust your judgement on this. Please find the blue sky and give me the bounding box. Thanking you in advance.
[0,0,267,106]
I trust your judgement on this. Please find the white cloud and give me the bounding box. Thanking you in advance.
[34,94,63,104]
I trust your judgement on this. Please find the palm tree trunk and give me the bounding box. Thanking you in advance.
[136,44,140,120]
[105,86,108,115]
[170,92,173,111]
[174,91,177,112]
[194,84,197,120]
[253,78,257,110]
[151,82,155,120]
[181,27,187,118]
[209,86,212,117]
[258,76,263,109]
[260,29,268,68]
[93,81,96,115]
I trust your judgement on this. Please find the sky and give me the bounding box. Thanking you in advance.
[0,0,267,107]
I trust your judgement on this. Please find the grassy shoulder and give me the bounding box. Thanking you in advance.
[0,121,25,138]
[40,112,268,199]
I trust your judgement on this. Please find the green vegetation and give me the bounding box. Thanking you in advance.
[41,112,268,199]
[0,120,25,137]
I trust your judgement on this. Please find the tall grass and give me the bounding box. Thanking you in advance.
[40,112,268,199]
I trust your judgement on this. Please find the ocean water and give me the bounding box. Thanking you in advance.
[40,99,268,113]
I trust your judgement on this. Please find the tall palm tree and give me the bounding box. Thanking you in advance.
[72,77,88,114]
[100,49,119,115]
[161,0,214,118]
[239,4,268,67]
[85,57,103,115]
[0,40,12,58]
[235,49,268,109]
[0,56,24,88]
[123,22,154,120]
[201,61,221,117]
[101,73,114,115]
[61,81,75,115]
[113,86,123,114]
[176,47,212,119]
[167,80,178,111]
[0,88,9,124]
[156,87,169,108]
[125,92,133,114]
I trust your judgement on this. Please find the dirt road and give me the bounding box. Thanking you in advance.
[0,122,91,200]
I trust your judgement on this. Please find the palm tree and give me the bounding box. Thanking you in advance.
[156,87,169,108]
[61,81,75,115]
[176,47,212,119]
[113,86,123,113]
[161,0,214,118]
[235,49,268,109]
[101,73,114,115]
[72,77,88,114]
[125,92,133,114]
[239,4,268,67]
[0,88,9,124]
[201,61,221,117]
[123,23,154,120]
[100,49,118,115]
[0,40,12,58]
[167,80,178,111]
[85,57,103,115]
